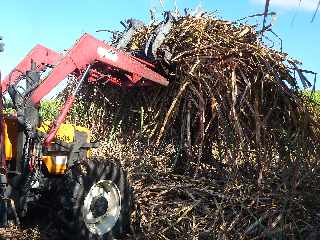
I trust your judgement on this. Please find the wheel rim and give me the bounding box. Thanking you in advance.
[82,180,121,236]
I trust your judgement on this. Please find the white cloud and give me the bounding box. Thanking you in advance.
[251,0,319,11]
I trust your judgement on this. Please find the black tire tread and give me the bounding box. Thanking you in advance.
[56,157,131,240]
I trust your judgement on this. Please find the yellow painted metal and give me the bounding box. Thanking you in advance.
[3,118,91,174]
[38,121,75,143]
[38,121,91,174]
[3,117,19,161]
[42,155,67,174]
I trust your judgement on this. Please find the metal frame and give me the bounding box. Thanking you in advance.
[2,33,169,147]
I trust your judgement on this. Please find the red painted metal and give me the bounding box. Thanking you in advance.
[131,55,155,68]
[30,33,169,104]
[45,64,91,145]
[44,95,75,146]
[3,33,169,145]
[1,44,61,93]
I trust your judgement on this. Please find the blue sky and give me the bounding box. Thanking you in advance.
[0,0,319,88]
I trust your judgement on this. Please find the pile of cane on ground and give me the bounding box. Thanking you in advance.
[59,11,320,239]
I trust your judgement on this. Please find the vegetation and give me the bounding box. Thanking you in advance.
[305,90,320,104]
[57,13,320,239]
[3,10,320,240]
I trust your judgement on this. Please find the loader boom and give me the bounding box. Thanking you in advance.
[30,33,168,104]
[1,44,61,93]
[2,33,169,146]
[2,33,169,105]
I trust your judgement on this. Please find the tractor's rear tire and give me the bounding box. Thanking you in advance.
[56,158,132,240]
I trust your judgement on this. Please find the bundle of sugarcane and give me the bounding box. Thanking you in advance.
[56,10,320,239]
[64,11,320,173]
[88,135,320,239]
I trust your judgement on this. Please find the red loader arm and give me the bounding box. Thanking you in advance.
[1,44,61,93]
[30,33,169,104]
[3,33,169,145]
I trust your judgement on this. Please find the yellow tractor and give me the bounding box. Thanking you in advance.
[0,30,168,239]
